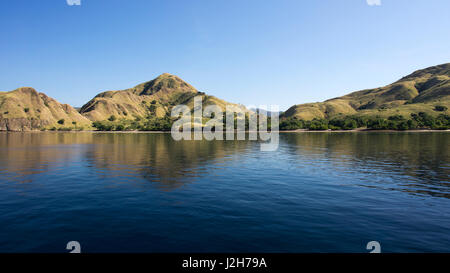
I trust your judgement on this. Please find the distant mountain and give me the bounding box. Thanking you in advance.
[249,108,282,117]
[0,87,91,131]
[282,63,450,120]
[80,73,246,121]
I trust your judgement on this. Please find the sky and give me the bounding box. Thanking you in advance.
[1,0,450,110]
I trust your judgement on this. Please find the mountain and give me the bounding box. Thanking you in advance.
[249,108,282,116]
[282,63,450,120]
[1,64,448,131]
[80,73,246,121]
[0,87,91,131]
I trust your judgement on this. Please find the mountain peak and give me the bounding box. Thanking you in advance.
[157,72,174,77]
[15,87,39,95]
[135,73,197,96]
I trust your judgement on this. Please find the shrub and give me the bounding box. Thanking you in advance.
[92,121,113,131]
[434,105,448,112]
[139,117,173,131]
[148,105,157,113]
[24,108,29,113]
[308,119,328,130]
[343,119,357,130]
[108,115,117,122]
[407,120,418,129]
[388,115,405,121]
[57,119,65,125]
[279,118,305,130]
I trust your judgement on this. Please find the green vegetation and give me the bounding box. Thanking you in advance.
[94,111,450,132]
[93,116,173,131]
[108,115,117,121]
[434,105,448,112]
[92,112,273,132]
[280,113,450,131]
[24,108,29,113]
[48,126,83,131]
[57,119,65,125]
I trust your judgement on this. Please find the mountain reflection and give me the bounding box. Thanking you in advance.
[84,133,254,190]
[0,132,254,190]
[281,132,450,198]
[0,132,448,197]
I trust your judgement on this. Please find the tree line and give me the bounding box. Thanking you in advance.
[279,112,450,131]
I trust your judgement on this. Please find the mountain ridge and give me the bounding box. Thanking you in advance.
[0,63,449,131]
[282,63,450,120]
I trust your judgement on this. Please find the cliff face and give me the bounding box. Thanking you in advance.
[0,118,50,132]
[0,87,91,131]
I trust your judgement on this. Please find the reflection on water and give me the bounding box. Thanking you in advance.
[0,132,449,252]
[1,132,448,196]
[0,132,254,190]
[282,133,450,198]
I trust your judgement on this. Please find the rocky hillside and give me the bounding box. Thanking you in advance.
[283,63,450,120]
[0,87,91,131]
[80,73,246,121]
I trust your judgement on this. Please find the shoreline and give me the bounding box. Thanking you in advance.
[277,129,450,133]
[1,129,449,133]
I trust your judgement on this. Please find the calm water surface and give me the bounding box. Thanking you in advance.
[0,132,449,252]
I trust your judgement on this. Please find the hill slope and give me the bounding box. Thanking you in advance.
[282,63,450,120]
[0,87,91,131]
[80,73,246,121]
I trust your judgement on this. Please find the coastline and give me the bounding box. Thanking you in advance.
[1,129,449,133]
[277,129,450,133]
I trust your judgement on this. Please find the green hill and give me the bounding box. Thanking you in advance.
[282,63,450,120]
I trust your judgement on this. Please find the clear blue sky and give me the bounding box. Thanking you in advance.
[1,0,449,110]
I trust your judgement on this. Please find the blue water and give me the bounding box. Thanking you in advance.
[0,132,449,253]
